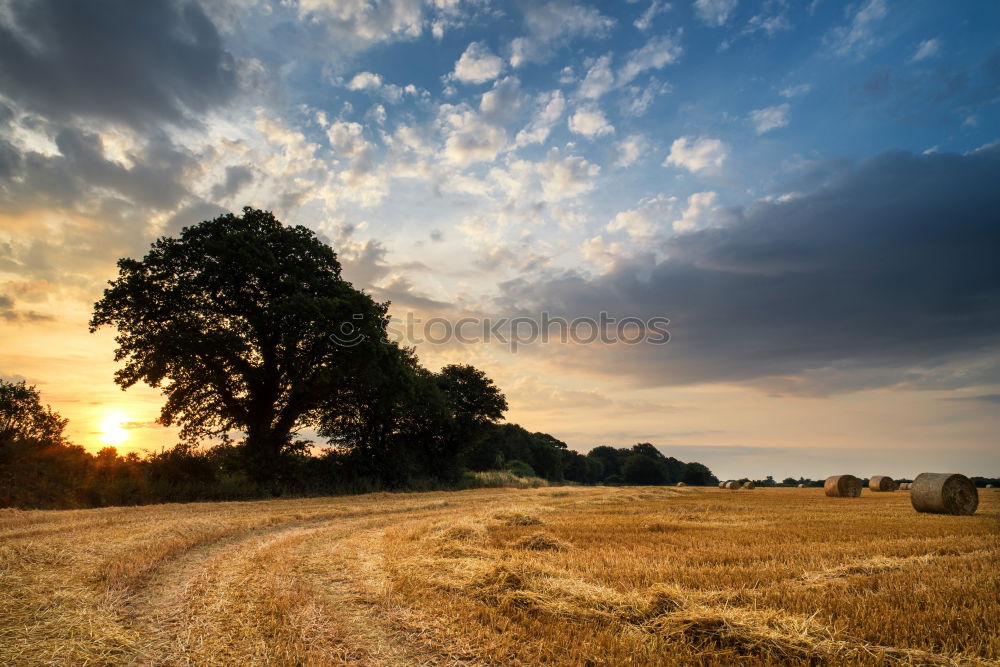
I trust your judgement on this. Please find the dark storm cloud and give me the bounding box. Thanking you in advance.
[0,0,236,129]
[210,165,254,200]
[0,127,192,213]
[497,146,1000,394]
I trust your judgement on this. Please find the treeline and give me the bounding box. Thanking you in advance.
[1,379,720,509]
[466,427,717,486]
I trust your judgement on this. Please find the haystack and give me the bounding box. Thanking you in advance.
[724,481,739,490]
[869,475,897,492]
[910,473,978,515]
[742,481,755,490]
[797,483,806,488]
[718,481,727,489]
[899,482,910,490]
[824,474,862,498]
[676,482,686,487]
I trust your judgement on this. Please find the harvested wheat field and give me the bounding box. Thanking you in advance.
[2,486,998,666]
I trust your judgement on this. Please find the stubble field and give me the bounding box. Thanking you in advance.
[1,485,998,666]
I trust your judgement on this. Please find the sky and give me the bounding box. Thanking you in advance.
[1,0,999,480]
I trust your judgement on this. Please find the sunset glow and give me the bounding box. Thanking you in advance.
[99,410,130,448]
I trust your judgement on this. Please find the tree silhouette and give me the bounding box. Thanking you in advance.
[91,207,388,482]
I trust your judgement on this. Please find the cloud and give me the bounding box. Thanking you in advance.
[0,0,237,130]
[749,103,790,134]
[345,71,418,103]
[635,0,670,31]
[347,71,383,90]
[537,149,600,201]
[621,79,671,117]
[494,146,1000,394]
[210,165,253,200]
[577,54,615,99]
[663,136,727,172]
[693,0,738,27]
[568,105,614,138]
[451,42,504,84]
[613,135,647,168]
[912,38,941,62]
[827,0,888,58]
[439,104,507,166]
[780,83,812,98]
[0,293,54,324]
[672,191,719,231]
[514,90,566,147]
[607,193,674,242]
[576,34,681,103]
[296,0,443,51]
[618,34,683,85]
[510,1,615,67]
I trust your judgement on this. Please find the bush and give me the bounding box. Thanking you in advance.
[505,460,537,478]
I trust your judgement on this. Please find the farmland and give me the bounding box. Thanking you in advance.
[1,486,998,665]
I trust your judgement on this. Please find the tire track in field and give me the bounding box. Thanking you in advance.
[118,498,502,665]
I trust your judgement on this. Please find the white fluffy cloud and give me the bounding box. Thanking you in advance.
[613,134,647,168]
[345,71,419,103]
[514,90,566,147]
[694,0,738,27]
[663,136,727,172]
[672,191,718,231]
[347,71,382,90]
[578,54,615,99]
[749,103,790,134]
[538,150,601,201]
[439,104,508,166]
[510,1,615,67]
[452,42,504,84]
[568,105,614,138]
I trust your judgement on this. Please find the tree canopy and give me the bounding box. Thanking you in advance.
[90,207,389,481]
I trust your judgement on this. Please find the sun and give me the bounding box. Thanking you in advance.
[99,410,130,447]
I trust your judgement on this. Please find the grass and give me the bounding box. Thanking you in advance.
[1,486,997,665]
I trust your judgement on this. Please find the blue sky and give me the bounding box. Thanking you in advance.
[1,0,998,478]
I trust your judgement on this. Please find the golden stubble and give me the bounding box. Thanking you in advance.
[1,486,997,666]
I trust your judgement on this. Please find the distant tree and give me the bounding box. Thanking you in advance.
[587,445,623,480]
[782,477,797,486]
[319,342,425,485]
[433,364,507,479]
[90,207,389,483]
[622,453,667,485]
[681,461,716,486]
[0,380,67,445]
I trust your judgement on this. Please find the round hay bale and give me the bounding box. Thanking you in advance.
[724,481,739,490]
[742,481,755,490]
[899,482,910,490]
[986,484,994,488]
[718,481,727,489]
[869,475,897,492]
[824,474,862,498]
[797,483,806,488]
[676,482,686,487]
[910,473,978,515]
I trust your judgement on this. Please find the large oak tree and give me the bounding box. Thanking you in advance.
[91,207,388,481]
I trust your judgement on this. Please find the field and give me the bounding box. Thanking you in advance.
[1,486,998,666]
